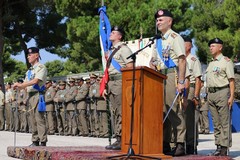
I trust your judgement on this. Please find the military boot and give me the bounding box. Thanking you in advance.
[220,146,228,156]
[163,142,171,154]
[40,142,47,146]
[111,136,121,150]
[29,141,39,147]
[105,136,121,150]
[212,145,221,156]
[171,143,185,156]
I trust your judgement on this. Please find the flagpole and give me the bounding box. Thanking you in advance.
[101,0,104,6]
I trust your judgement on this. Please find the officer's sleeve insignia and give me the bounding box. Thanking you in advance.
[171,33,177,38]
[224,56,230,62]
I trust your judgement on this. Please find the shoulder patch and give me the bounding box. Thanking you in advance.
[171,33,177,39]
[191,57,196,61]
[224,56,230,62]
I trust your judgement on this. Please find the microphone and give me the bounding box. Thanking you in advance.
[149,34,161,41]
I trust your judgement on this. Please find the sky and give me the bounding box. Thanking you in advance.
[11,49,66,64]
[10,39,66,64]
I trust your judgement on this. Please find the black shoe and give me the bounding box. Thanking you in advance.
[111,142,121,150]
[29,141,39,147]
[220,146,228,156]
[171,143,185,156]
[40,142,46,146]
[212,145,221,156]
[105,137,121,150]
[163,142,171,154]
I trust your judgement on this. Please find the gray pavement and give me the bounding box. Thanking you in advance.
[0,131,240,159]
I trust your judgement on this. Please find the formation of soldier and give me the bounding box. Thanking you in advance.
[0,73,112,138]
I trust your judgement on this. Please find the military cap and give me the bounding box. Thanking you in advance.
[98,73,104,78]
[208,38,223,46]
[155,9,173,19]
[89,73,98,78]
[46,78,52,83]
[183,36,192,43]
[58,80,66,85]
[68,78,75,82]
[78,77,84,81]
[85,78,90,83]
[27,47,39,54]
[111,26,125,39]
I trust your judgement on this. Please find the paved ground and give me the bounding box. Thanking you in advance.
[1,131,240,160]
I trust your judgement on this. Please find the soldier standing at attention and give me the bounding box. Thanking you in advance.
[88,73,99,137]
[0,84,4,130]
[149,9,187,156]
[199,78,210,135]
[53,80,67,136]
[5,83,13,131]
[183,37,202,154]
[75,77,89,137]
[96,74,109,138]
[206,38,235,156]
[104,26,133,150]
[17,79,28,132]
[65,78,78,136]
[45,79,56,135]
[13,47,48,146]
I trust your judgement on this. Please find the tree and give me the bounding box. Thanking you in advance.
[54,0,192,72]
[45,60,65,77]
[191,0,240,64]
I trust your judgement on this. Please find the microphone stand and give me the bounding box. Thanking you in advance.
[107,38,161,160]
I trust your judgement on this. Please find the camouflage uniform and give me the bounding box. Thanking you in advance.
[45,84,56,135]
[75,80,89,136]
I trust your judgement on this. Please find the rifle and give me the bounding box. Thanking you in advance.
[54,102,60,117]
[72,100,79,119]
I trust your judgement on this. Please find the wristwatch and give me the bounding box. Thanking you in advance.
[178,80,185,84]
[193,96,200,101]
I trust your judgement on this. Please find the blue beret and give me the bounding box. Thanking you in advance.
[155,9,173,19]
[208,38,223,46]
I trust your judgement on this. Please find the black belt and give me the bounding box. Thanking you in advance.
[208,86,229,93]
[109,74,122,81]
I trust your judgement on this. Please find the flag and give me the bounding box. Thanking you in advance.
[98,6,112,96]
[98,6,112,71]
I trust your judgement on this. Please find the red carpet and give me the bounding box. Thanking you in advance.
[7,146,233,160]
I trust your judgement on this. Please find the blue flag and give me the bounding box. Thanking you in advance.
[98,6,112,70]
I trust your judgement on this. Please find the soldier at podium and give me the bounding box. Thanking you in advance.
[103,26,133,150]
[150,9,187,156]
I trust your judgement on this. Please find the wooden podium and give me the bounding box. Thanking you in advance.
[121,66,170,158]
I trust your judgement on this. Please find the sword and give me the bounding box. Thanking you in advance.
[163,92,180,123]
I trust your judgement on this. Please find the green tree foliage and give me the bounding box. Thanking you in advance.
[191,0,240,64]
[3,51,27,83]
[45,60,65,77]
[54,0,192,72]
